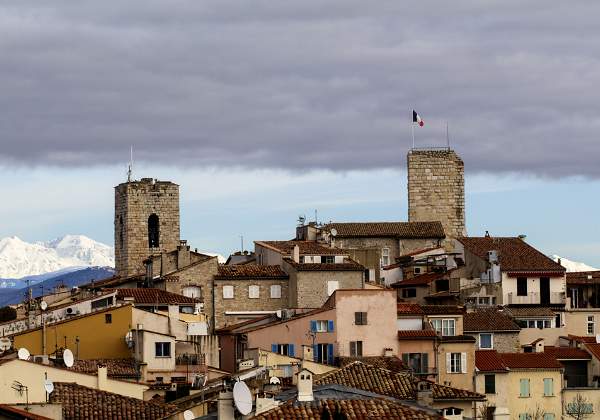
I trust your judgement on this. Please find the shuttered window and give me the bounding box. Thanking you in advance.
[520,378,530,397]
[544,378,553,396]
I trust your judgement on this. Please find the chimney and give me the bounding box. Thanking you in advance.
[292,245,300,263]
[97,364,108,391]
[297,369,314,402]
[416,381,433,408]
[218,391,235,420]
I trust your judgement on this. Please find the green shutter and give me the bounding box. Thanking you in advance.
[543,414,555,420]
[520,378,530,397]
[544,378,553,396]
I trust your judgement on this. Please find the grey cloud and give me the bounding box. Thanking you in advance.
[1,1,599,176]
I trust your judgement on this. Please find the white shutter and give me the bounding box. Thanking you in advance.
[270,285,281,299]
[446,353,452,373]
[461,352,467,373]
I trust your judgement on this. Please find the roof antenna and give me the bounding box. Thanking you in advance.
[127,145,133,182]
[446,121,450,150]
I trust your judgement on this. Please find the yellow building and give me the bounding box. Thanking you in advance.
[475,350,563,419]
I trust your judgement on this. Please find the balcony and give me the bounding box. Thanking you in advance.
[506,292,565,305]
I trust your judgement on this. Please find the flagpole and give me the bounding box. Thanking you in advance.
[411,123,415,150]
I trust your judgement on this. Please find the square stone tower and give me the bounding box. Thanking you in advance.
[407,149,465,238]
[114,178,180,277]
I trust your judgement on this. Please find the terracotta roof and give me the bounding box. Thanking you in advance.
[567,271,600,285]
[114,288,200,305]
[499,352,563,369]
[567,334,597,344]
[457,237,565,273]
[544,346,591,360]
[82,274,144,290]
[504,306,555,318]
[255,240,342,255]
[283,257,365,271]
[421,305,465,315]
[475,350,508,372]
[316,362,484,402]
[251,398,442,420]
[440,335,477,343]
[215,265,288,279]
[338,356,408,373]
[584,343,600,360]
[464,309,520,332]
[323,222,445,239]
[49,382,177,420]
[0,405,53,420]
[392,272,445,288]
[397,330,438,340]
[400,247,445,258]
[70,358,139,379]
[397,303,424,315]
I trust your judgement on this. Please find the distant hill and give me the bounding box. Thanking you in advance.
[0,266,114,306]
[551,255,598,273]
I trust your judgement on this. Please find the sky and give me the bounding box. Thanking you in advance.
[1,2,599,265]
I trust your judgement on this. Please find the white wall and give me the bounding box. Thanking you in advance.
[141,330,175,372]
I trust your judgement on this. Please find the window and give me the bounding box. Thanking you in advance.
[180,306,194,314]
[354,312,368,325]
[555,313,561,328]
[447,352,465,373]
[92,296,114,310]
[182,286,201,299]
[105,314,112,324]
[519,378,530,397]
[588,316,595,335]
[478,296,490,305]
[543,378,553,396]
[445,408,462,416]
[479,333,493,349]
[222,285,234,299]
[432,319,456,336]
[270,285,281,299]
[402,353,428,374]
[248,285,260,299]
[381,248,390,266]
[517,277,528,296]
[322,255,335,264]
[543,415,555,420]
[436,279,449,292]
[271,343,295,356]
[414,267,422,275]
[327,281,339,296]
[519,414,532,420]
[311,320,334,333]
[484,375,495,394]
[313,343,334,364]
[402,288,417,298]
[566,402,593,415]
[350,341,363,357]
[148,214,160,248]
[155,342,171,357]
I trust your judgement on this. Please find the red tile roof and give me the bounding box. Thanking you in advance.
[0,405,52,420]
[70,358,139,379]
[458,237,565,273]
[323,222,445,239]
[544,346,591,360]
[215,265,288,279]
[397,303,424,315]
[338,356,408,373]
[49,382,177,420]
[397,330,438,340]
[255,240,342,255]
[504,306,555,318]
[584,343,600,361]
[566,271,600,285]
[283,258,365,271]
[464,309,520,332]
[475,350,508,372]
[499,352,563,369]
[421,305,465,315]
[114,288,200,304]
[251,399,442,420]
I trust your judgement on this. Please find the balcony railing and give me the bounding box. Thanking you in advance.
[506,292,565,305]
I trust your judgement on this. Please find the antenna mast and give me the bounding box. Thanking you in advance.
[127,146,133,182]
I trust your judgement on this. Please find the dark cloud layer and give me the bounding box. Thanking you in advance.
[1,1,599,176]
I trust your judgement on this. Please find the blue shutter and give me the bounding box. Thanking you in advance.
[310,321,317,332]
[327,344,334,365]
[313,345,319,362]
[327,320,334,332]
[288,344,295,357]
[271,344,278,353]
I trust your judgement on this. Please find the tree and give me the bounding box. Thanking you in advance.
[526,404,547,420]
[0,306,17,322]
[565,393,593,420]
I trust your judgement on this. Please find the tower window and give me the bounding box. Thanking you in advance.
[148,214,160,248]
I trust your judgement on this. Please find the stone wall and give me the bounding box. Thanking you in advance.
[407,150,465,238]
[467,331,520,353]
[114,178,180,277]
[291,269,364,309]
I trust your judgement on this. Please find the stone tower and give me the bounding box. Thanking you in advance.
[407,149,465,238]
[114,178,180,277]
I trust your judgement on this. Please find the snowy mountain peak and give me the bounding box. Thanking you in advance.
[0,235,114,279]
[551,255,598,273]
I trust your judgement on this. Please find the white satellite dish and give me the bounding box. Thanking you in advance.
[183,410,195,420]
[269,376,281,385]
[330,228,337,237]
[40,300,48,311]
[0,337,11,351]
[44,379,54,394]
[63,349,74,367]
[18,348,30,360]
[232,380,253,415]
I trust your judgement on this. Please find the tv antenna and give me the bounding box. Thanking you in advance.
[232,380,253,415]
[127,145,134,182]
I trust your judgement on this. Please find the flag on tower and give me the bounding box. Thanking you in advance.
[412,110,424,127]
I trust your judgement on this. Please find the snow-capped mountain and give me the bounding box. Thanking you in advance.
[0,235,114,279]
[551,255,598,273]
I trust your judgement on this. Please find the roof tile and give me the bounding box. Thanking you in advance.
[215,265,288,279]
[323,222,445,239]
[464,309,520,332]
[114,288,200,305]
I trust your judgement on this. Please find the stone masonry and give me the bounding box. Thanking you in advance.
[407,150,465,238]
[115,178,180,277]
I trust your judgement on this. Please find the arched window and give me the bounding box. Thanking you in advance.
[148,214,160,248]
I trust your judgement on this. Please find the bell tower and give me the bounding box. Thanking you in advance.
[114,178,180,277]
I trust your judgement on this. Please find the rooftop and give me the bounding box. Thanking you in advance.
[544,346,591,360]
[397,330,438,340]
[457,236,565,273]
[322,221,445,239]
[476,350,563,371]
[282,257,365,272]
[504,306,556,318]
[70,358,139,379]
[420,305,465,316]
[113,288,200,305]
[255,240,342,255]
[464,309,521,332]
[338,356,407,373]
[391,272,447,288]
[566,271,600,285]
[215,265,288,280]
[397,303,425,315]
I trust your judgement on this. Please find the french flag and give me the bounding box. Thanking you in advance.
[413,110,424,127]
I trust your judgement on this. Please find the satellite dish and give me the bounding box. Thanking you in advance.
[269,376,281,385]
[0,337,11,351]
[63,349,74,367]
[183,410,195,420]
[44,379,54,394]
[18,348,30,360]
[596,334,600,344]
[40,301,48,311]
[330,228,337,237]
[232,380,253,415]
